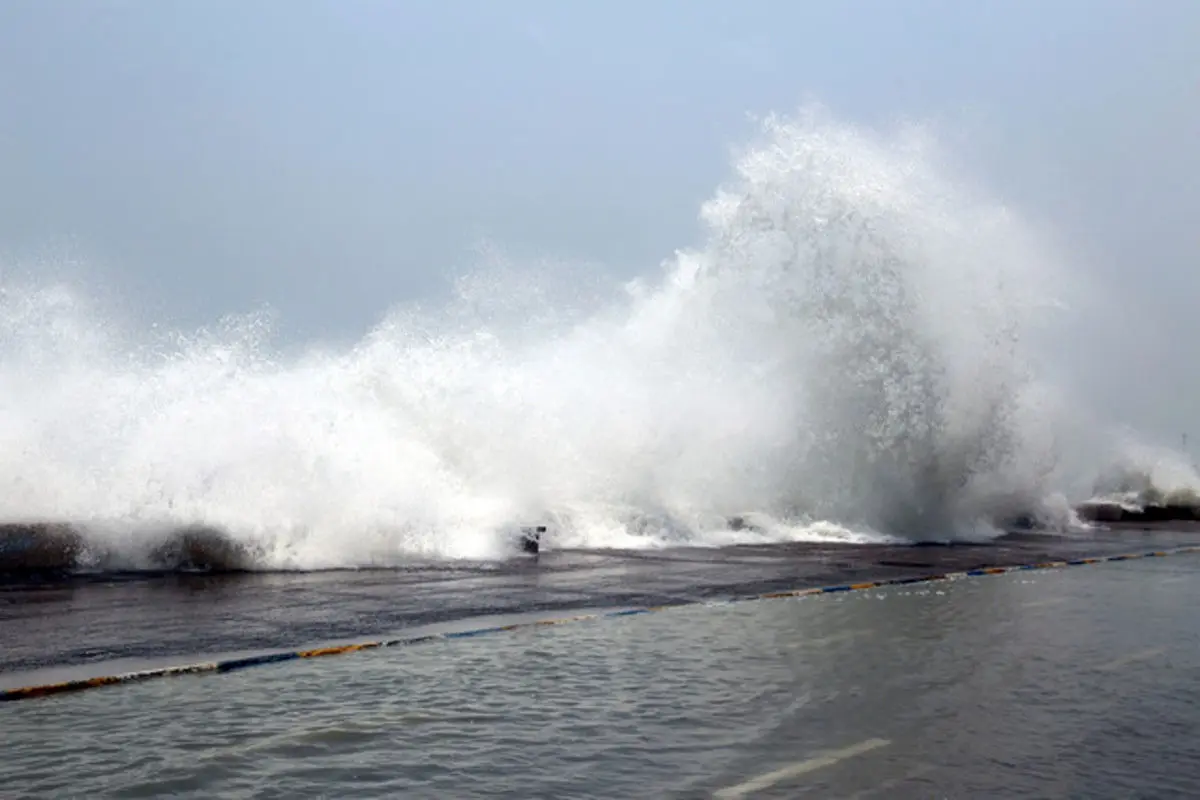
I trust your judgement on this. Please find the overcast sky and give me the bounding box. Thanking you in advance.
[1,1,1197,440]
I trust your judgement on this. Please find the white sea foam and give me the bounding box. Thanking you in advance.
[0,106,1188,569]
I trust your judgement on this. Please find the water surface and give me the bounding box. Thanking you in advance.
[5,552,1199,798]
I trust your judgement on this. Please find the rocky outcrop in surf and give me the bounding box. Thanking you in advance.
[0,522,256,576]
[1080,458,1200,524]
[0,522,83,573]
[1075,499,1200,525]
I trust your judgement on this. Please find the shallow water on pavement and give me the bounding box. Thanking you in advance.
[4,553,1200,799]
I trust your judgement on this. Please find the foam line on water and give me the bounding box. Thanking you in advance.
[2,545,1196,704]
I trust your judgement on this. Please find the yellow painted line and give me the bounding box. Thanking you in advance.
[298,643,379,658]
[712,738,891,799]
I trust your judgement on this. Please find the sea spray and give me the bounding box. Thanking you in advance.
[0,106,1186,570]
[688,109,1072,538]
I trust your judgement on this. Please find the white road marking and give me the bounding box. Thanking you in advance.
[783,630,867,653]
[1022,596,1068,608]
[814,630,867,646]
[713,738,891,799]
[1096,646,1166,672]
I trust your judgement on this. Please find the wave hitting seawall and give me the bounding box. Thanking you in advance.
[2,106,1197,572]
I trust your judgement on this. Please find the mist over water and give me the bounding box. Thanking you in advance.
[1,108,1191,570]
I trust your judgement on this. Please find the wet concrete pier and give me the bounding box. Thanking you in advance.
[1,510,1198,682]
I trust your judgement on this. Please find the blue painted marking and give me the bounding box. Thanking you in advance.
[821,585,852,593]
[398,635,441,646]
[605,609,650,618]
[444,627,506,639]
[216,652,299,672]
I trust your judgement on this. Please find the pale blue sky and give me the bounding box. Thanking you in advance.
[1,1,1198,436]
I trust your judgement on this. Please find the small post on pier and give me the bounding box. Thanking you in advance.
[520,526,545,555]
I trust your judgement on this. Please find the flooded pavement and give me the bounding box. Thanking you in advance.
[3,545,1198,798]
[2,523,1197,682]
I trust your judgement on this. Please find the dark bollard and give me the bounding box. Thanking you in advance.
[520,525,546,555]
